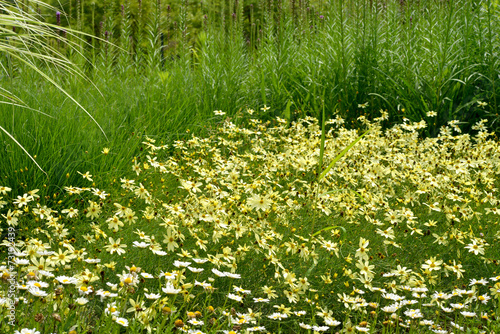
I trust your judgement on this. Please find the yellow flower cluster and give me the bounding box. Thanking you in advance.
[1,113,499,333]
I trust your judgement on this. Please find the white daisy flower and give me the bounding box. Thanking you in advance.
[75,297,89,305]
[192,258,209,264]
[145,293,161,300]
[162,282,181,294]
[132,241,150,248]
[115,317,129,327]
[211,268,226,277]
[173,260,191,268]
[227,293,243,302]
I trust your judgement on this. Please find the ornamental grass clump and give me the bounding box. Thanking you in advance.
[1,110,500,333]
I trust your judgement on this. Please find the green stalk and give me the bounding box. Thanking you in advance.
[339,0,348,114]
[91,3,95,67]
[317,128,370,183]
[310,126,370,239]
[486,0,498,117]
[317,98,329,177]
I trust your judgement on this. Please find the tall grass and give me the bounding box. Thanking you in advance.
[1,0,500,195]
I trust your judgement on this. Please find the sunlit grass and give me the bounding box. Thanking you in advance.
[1,110,500,333]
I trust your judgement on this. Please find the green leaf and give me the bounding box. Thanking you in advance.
[317,128,370,182]
[311,225,346,238]
[0,125,47,176]
[284,99,292,122]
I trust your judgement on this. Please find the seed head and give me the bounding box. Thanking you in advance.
[34,313,45,322]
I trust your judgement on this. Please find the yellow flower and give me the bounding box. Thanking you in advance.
[262,285,278,299]
[77,171,93,182]
[247,193,272,211]
[105,237,127,255]
[355,238,370,261]
[126,298,145,314]
[356,260,375,279]
[421,257,442,272]
[163,228,179,252]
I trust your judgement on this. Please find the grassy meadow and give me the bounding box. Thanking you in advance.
[1,0,500,333]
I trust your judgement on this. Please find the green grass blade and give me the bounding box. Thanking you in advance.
[311,225,346,238]
[317,128,370,182]
[0,125,47,176]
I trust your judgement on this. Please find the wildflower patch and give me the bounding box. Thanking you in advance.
[1,115,500,333]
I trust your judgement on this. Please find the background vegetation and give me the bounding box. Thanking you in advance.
[1,0,500,197]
